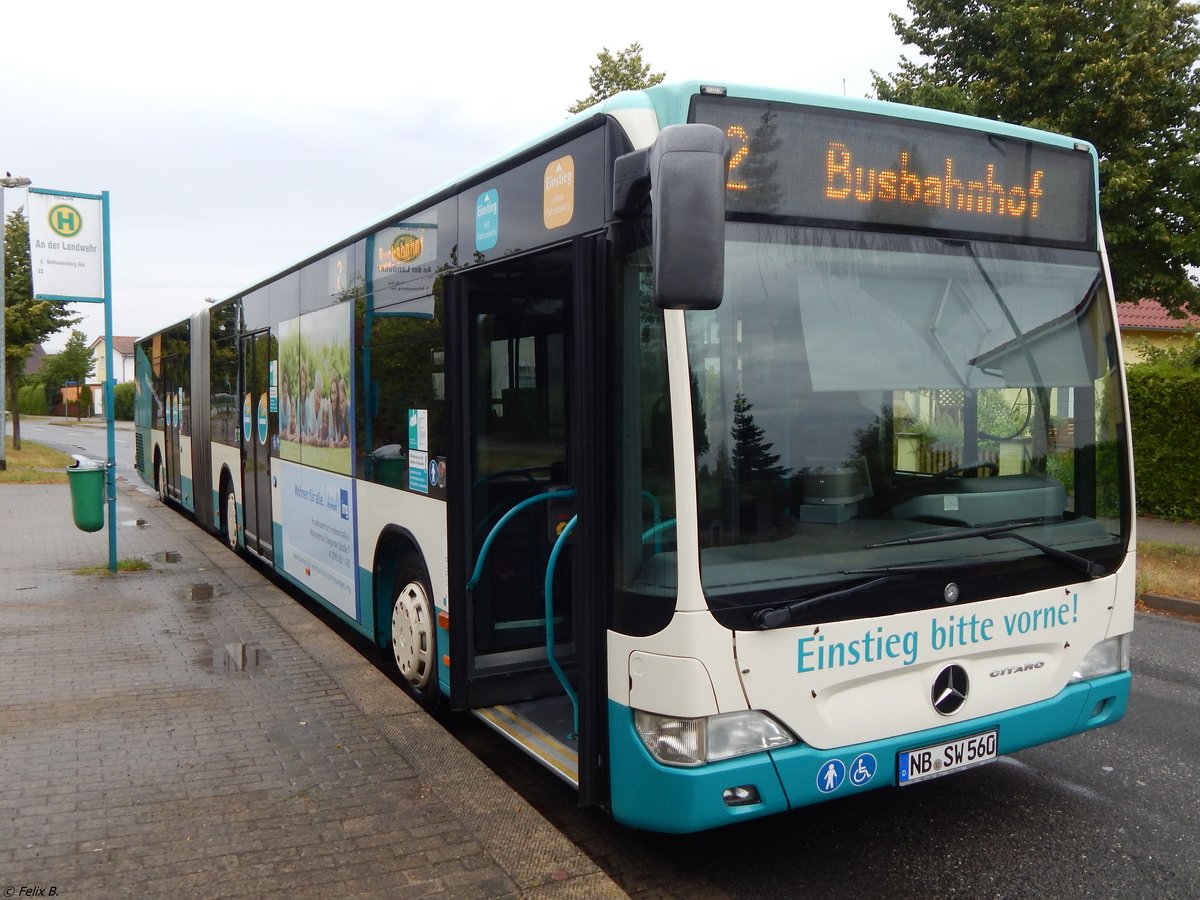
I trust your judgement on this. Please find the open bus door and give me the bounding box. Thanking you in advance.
[447,239,608,807]
[161,353,184,502]
[239,328,276,561]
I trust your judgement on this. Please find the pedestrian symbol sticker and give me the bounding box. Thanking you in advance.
[817,759,846,794]
[849,753,877,787]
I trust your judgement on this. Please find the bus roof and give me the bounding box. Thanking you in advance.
[153,80,1098,333]
[636,81,1094,155]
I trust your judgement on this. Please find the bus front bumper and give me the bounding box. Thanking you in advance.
[608,671,1129,833]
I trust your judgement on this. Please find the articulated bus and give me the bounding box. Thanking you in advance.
[136,81,1134,833]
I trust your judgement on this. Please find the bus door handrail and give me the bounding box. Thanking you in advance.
[465,488,576,590]
[545,514,580,738]
[466,487,580,738]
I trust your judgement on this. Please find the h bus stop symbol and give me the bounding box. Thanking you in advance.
[48,203,83,237]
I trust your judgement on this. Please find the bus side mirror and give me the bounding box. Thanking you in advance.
[614,124,729,310]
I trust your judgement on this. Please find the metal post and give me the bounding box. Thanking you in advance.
[102,191,116,573]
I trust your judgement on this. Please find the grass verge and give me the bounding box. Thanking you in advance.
[1,437,70,484]
[73,558,153,576]
[1137,541,1200,602]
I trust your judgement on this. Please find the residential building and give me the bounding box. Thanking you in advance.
[1117,298,1200,364]
[88,335,137,415]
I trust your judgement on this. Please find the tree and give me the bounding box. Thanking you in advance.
[44,329,96,420]
[872,0,1200,314]
[730,392,789,483]
[568,43,666,114]
[4,207,79,445]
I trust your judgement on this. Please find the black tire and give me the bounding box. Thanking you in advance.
[389,558,440,710]
[220,480,240,552]
[155,452,167,503]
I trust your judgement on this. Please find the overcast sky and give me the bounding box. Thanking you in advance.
[2,0,911,351]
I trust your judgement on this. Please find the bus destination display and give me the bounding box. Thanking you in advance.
[691,96,1096,247]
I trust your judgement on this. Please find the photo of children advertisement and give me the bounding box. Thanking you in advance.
[278,303,352,475]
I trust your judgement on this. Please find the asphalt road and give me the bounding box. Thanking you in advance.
[7,414,142,488]
[454,610,1200,899]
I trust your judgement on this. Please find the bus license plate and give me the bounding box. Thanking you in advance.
[898,730,998,786]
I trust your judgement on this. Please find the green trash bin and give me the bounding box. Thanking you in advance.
[67,455,106,533]
[369,444,406,488]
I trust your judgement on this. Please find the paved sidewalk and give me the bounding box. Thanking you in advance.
[1137,515,1200,550]
[0,480,625,899]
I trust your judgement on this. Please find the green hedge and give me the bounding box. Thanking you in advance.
[1127,354,1200,521]
[113,382,135,421]
[16,383,49,415]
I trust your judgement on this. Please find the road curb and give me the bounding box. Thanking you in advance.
[1140,592,1200,618]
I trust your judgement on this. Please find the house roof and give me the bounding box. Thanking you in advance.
[23,344,46,376]
[87,335,138,355]
[1117,298,1200,332]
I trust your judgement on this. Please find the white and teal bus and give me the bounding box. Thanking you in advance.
[136,81,1134,833]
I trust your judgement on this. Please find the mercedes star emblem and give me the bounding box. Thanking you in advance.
[932,664,970,715]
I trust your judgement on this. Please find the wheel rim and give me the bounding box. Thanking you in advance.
[225,491,239,550]
[392,580,435,691]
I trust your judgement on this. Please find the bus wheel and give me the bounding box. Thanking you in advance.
[391,560,439,709]
[221,483,239,552]
[155,455,167,503]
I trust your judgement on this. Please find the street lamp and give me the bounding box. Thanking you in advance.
[1,174,33,471]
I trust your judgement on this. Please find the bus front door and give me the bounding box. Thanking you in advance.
[161,352,184,502]
[239,329,275,561]
[449,242,605,797]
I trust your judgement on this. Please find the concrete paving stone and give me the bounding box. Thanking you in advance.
[0,482,623,898]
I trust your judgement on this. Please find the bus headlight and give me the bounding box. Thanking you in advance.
[634,709,796,767]
[1070,634,1130,682]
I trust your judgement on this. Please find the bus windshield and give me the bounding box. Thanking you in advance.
[685,223,1127,609]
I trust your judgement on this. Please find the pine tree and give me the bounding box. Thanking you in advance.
[730,392,788,482]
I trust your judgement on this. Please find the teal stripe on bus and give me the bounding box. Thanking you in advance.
[607,672,1129,833]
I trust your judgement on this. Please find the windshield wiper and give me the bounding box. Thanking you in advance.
[992,531,1106,579]
[865,520,1047,548]
[845,557,992,576]
[752,575,902,630]
[866,521,1106,580]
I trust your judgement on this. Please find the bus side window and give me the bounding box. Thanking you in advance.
[357,303,445,492]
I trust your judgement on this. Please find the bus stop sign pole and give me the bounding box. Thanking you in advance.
[101,191,116,573]
[28,188,117,572]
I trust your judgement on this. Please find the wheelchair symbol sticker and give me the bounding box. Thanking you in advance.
[849,752,877,787]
